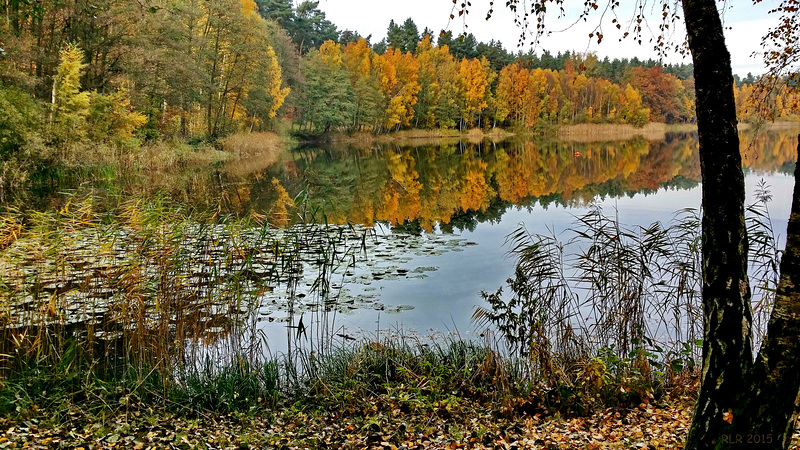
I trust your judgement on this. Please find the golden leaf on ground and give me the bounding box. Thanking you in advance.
[723,409,734,424]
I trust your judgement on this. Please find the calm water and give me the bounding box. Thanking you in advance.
[7,130,800,354]
[241,130,798,351]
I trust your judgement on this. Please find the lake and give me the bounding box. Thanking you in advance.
[2,129,798,360]
[252,131,794,342]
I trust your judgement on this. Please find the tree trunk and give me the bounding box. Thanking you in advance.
[735,137,800,449]
[682,0,754,447]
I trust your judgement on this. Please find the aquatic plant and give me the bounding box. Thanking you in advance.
[474,188,781,391]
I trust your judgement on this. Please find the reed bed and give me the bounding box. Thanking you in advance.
[558,123,670,142]
[473,183,781,397]
[0,194,375,413]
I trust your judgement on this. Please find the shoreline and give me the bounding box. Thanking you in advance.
[327,127,515,146]
[313,120,800,147]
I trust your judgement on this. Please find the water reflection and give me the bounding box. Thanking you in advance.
[18,131,798,228]
[269,131,794,232]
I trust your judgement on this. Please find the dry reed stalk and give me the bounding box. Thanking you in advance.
[558,123,669,142]
[222,132,283,157]
[331,128,513,147]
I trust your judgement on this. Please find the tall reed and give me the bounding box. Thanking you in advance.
[475,188,780,389]
[0,192,373,413]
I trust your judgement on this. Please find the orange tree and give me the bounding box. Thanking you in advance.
[463,0,800,448]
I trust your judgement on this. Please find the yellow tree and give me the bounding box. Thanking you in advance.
[343,38,372,83]
[414,35,443,128]
[318,40,343,66]
[601,81,623,121]
[343,38,383,130]
[570,72,589,122]
[495,62,531,125]
[87,86,147,142]
[543,69,562,121]
[51,43,91,142]
[51,43,146,145]
[478,56,498,128]
[524,68,549,127]
[196,0,288,136]
[623,83,650,127]
[459,57,489,127]
[374,48,420,130]
[434,47,462,129]
[590,78,612,121]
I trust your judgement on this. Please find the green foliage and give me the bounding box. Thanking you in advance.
[0,0,711,147]
[300,49,355,132]
[438,31,480,60]
[0,339,165,418]
[386,18,419,53]
[291,1,338,52]
[174,359,281,412]
[628,108,651,128]
[255,0,294,27]
[746,180,784,339]
[352,75,385,129]
[0,85,43,157]
[302,339,505,411]
[474,190,784,411]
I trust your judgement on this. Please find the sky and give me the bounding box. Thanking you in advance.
[316,0,776,76]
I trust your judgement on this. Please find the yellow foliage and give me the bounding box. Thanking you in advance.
[460,159,491,212]
[240,0,258,16]
[266,45,290,118]
[375,49,420,129]
[319,40,344,67]
[104,87,147,139]
[52,43,91,140]
[343,38,373,84]
[496,63,531,124]
[460,58,489,125]
[376,152,422,224]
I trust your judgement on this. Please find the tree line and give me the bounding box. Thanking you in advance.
[297,36,677,132]
[1,0,798,157]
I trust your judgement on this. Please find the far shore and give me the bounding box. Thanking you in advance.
[329,127,515,146]
[558,120,800,142]
[322,120,800,147]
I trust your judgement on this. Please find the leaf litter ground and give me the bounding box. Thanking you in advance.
[2,392,798,449]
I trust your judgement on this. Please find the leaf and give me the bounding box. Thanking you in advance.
[723,409,734,424]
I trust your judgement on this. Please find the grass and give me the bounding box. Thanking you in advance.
[0,331,697,421]
[0,195,289,387]
[1,131,291,208]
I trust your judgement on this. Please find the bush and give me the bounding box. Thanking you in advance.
[0,85,43,157]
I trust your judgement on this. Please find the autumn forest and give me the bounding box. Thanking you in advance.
[2,0,799,156]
